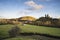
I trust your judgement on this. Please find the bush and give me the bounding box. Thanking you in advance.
[8,26,21,37]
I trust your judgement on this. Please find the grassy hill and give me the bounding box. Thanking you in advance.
[18,16,36,21]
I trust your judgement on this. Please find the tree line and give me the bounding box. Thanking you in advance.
[30,14,60,28]
[0,14,60,27]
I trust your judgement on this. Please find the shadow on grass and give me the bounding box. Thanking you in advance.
[20,33,60,39]
[1,32,60,40]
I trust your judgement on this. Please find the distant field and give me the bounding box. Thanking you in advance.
[0,24,60,39]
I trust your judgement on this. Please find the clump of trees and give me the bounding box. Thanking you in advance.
[31,14,60,28]
[8,26,21,37]
[0,19,7,25]
[0,19,20,25]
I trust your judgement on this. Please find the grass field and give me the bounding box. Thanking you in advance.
[4,36,37,40]
[0,24,60,40]
[18,24,60,37]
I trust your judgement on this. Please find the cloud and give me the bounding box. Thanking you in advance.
[24,1,43,10]
[19,10,32,15]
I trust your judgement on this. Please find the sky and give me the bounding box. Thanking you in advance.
[0,0,60,19]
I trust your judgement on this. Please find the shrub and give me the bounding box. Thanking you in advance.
[8,26,21,37]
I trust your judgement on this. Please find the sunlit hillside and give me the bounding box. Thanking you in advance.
[18,16,36,21]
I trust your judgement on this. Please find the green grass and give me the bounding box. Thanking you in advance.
[4,36,36,40]
[18,24,60,37]
[0,24,60,39]
[0,24,14,38]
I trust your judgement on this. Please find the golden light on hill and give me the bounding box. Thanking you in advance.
[19,16,36,21]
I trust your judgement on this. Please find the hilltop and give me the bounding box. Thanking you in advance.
[18,16,36,21]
